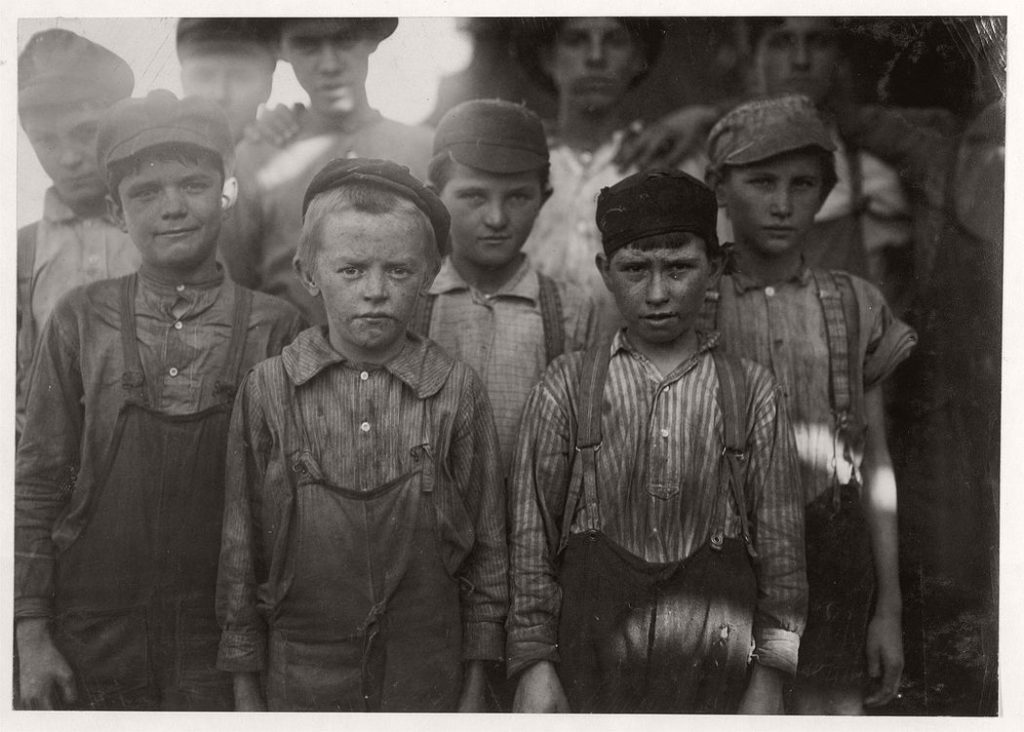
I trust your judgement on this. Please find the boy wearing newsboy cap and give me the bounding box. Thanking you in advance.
[17,29,142,440]
[703,94,915,714]
[507,169,807,713]
[216,158,507,711]
[15,91,303,710]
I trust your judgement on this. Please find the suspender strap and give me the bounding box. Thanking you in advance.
[214,284,254,401]
[119,275,148,402]
[17,224,38,340]
[710,349,757,561]
[537,273,566,365]
[556,340,612,552]
[411,292,435,338]
[810,269,857,419]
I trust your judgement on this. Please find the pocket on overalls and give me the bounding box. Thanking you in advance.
[56,606,150,695]
[646,482,681,500]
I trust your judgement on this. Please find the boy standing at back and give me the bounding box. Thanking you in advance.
[507,169,806,714]
[421,99,597,470]
[703,94,916,714]
[15,91,303,710]
[216,159,507,712]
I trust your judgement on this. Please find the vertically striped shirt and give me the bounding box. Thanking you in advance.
[426,257,598,471]
[217,328,508,671]
[507,330,807,677]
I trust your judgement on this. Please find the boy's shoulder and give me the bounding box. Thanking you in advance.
[241,285,305,325]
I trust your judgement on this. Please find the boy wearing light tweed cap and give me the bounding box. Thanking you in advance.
[703,94,917,714]
[15,90,302,710]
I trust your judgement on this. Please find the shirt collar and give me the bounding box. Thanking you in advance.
[282,327,453,399]
[724,249,812,293]
[428,256,536,302]
[610,328,720,382]
[42,187,116,226]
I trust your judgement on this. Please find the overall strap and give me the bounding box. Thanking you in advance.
[214,284,254,402]
[809,269,860,424]
[556,340,612,552]
[711,349,758,561]
[118,274,149,405]
[410,293,436,338]
[697,287,720,333]
[537,272,566,365]
[16,223,38,338]
[845,144,868,252]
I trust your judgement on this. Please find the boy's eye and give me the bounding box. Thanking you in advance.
[183,180,212,194]
[389,266,412,278]
[338,266,362,277]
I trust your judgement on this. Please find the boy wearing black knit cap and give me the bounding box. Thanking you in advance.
[15,90,303,710]
[507,169,806,713]
[216,158,507,712]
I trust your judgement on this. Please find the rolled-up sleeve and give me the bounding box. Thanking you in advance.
[216,371,271,672]
[743,367,808,676]
[448,370,509,661]
[506,364,575,677]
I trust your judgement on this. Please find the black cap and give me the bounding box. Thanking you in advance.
[303,158,451,256]
[280,17,398,43]
[176,18,280,58]
[596,169,719,257]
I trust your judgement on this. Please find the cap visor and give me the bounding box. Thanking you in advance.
[447,142,548,174]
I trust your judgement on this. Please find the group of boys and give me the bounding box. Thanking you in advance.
[16,17,915,716]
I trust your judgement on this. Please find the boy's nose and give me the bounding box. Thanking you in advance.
[484,200,509,229]
[316,42,343,72]
[646,273,669,303]
[769,189,793,217]
[792,35,812,70]
[585,35,608,66]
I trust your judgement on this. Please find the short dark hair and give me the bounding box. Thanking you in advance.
[426,151,551,195]
[615,230,722,261]
[107,141,225,205]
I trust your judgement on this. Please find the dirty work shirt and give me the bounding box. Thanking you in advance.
[522,130,706,337]
[219,107,433,325]
[217,328,508,673]
[425,256,598,469]
[712,262,916,503]
[17,188,140,433]
[15,267,304,620]
[507,330,806,677]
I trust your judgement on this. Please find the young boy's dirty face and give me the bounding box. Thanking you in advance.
[716,149,827,259]
[598,234,717,347]
[112,152,226,275]
[307,207,434,360]
[755,17,844,106]
[22,104,108,210]
[280,19,377,117]
[438,162,544,271]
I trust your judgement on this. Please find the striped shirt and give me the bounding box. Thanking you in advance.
[217,328,508,671]
[713,264,916,503]
[507,330,807,676]
[426,257,598,470]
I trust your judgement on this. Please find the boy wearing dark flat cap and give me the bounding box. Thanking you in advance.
[216,158,507,712]
[507,169,806,714]
[177,18,280,144]
[219,18,433,325]
[421,99,597,472]
[14,90,303,710]
[17,29,142,439]
[703,94,915,714]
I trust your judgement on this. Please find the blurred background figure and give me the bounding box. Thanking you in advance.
[177,18,280,143]
[16,29,140,441]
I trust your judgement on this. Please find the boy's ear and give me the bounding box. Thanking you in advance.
[705,168,728,208]
[107,195,128,233]
[294,258,320,298]
[707,250,726,288]
[221,176,238,211]
[595,251,613,291]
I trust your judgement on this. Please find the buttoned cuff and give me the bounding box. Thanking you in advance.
[752,626,801,676]
[506,639,560,678]
[217,629,267,673]
[14,597,53,622]
[463,620,505,662]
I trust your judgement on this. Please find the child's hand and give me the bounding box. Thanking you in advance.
[863,611,904,707]
[456,661,487,712]
[16,620,77,709]
[737,662,785,714]
[512,661,570,713]
[614,105,720,173]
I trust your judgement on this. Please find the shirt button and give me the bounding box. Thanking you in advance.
[360,421,371,433]
[764,286,776,297]
[169,367,179,377]
[176,284,185,292]
[660,428,670,438]
[174,321,183,330]
[359,371,369,381]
